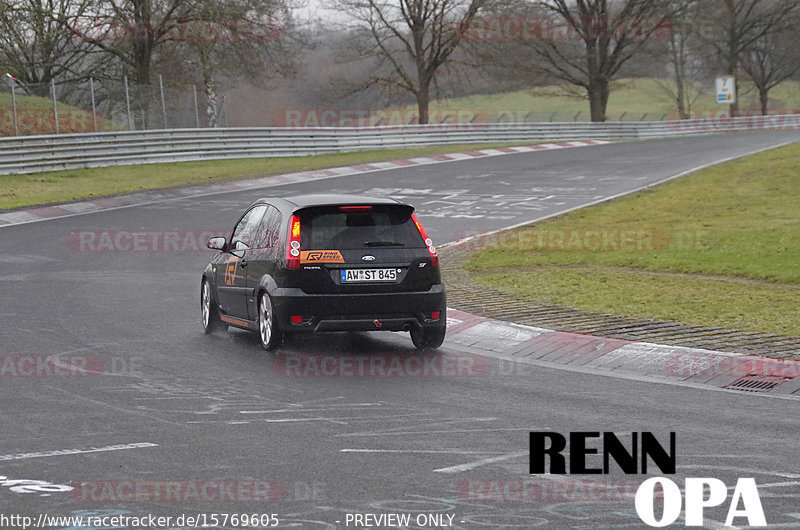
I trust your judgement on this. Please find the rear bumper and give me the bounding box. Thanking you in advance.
[270,284,446,333]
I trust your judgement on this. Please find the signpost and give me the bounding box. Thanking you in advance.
[716,76,735,104]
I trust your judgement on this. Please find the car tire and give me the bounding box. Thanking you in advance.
[201,279,227,334]
[258,291,282,351]
[411,325,446,350]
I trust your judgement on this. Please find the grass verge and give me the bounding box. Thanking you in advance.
[0,142,535,210]
[0,92,116,135]
[403,78,800,121]
[464,142,800,336]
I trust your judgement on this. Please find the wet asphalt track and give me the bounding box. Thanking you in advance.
[1,132,800,529]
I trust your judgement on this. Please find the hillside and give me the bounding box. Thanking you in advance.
[417,78,800,123]
[0,92,105,136]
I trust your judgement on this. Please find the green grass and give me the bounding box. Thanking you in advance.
[0,142,539,210]
[464,142,800,336]
[414,78,800,122]
[0,91,112,135]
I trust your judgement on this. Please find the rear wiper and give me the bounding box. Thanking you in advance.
[364,241,405,247]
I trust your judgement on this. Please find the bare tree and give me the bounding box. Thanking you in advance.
[68,0,202,87]
[530,0,670,122]
[649,0,703,119]
[697,0,797,117]
[179,0,296,126]
[0,0,101,96]
[740,29,798,115]
[140,0,296,126]
[332,0,492,124]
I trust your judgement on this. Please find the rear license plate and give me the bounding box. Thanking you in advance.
[340,268,397,282]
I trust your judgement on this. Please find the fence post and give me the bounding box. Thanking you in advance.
[193,84,200,128]
[159,74,167,129]
[7,75,18,136]
[90,77,98,132]
[51,79,60,134]
[124,76,133,130]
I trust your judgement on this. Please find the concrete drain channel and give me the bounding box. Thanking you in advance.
[724,375,795,393]
[439,246,800,361]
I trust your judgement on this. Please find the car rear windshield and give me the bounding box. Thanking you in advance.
[299,205,424,250]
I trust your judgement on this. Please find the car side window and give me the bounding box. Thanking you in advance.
[231,205,267,250]
[252,206,281,249]
[267,208,283,248]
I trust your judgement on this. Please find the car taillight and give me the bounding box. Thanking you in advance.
[339,205,372,212]
[286,215,301,269]
[411,213,438,267]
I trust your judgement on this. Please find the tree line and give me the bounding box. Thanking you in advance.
[1,0,798,125]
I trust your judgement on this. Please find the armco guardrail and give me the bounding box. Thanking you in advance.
[1,115,799,175]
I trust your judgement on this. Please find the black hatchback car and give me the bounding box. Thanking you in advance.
[200,194,446,350]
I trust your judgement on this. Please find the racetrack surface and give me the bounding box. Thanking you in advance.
[1,132,799,529]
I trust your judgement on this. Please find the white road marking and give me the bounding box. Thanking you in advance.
[188,413,434,425]
[0,442,158,462]
[338,427,537,437]
[681,465,800,479]
[433,451,528,473]
[335,417,498,437]
[239,403,384,414]
[291,396,346,406]
[685,454,767,458]
[703,519,739,530]
[341,449,503,454]
[260,417,349,424]
[753,481,800,489]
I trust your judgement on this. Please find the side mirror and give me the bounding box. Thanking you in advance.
[207,237,227,251]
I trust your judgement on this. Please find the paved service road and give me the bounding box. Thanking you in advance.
[1,132,799,529]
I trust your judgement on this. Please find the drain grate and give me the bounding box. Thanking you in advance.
[724,375,791,393]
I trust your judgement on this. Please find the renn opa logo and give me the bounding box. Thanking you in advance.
[529,431,766,527]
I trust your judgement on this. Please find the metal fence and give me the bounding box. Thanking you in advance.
[0,75,230,136]
[1,114,799,175]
